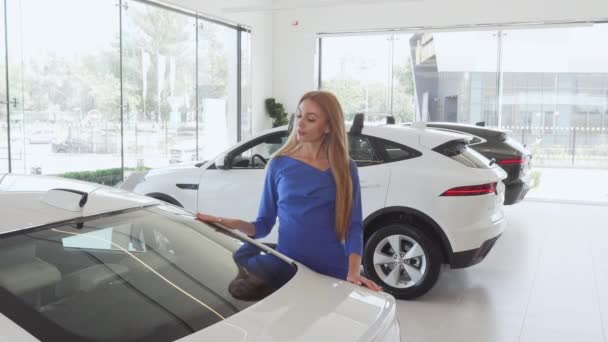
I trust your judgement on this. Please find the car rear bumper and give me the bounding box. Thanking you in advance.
[450,233,502,268]
[446,212,505,268]
[504,175,532,205]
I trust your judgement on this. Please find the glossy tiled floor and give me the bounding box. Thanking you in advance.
[397,201,608,342]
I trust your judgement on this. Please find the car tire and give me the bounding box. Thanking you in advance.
[363,223,441,300]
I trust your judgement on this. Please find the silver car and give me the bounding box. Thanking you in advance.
[0,174,399,342]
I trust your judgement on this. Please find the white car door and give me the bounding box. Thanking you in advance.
[348,134,391,218]
[198,132,289,243]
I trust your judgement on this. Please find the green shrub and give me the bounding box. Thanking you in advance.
[59,167,149,186]
[265,98,290,127]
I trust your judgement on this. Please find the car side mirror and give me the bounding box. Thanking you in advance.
[215,153,231,170]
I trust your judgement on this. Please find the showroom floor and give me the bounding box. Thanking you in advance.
[396,200,608,342]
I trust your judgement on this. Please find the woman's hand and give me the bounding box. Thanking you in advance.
[347,254,382,291]
[196,213,227,225]
[196,213,257,237]
[347,272,382,292]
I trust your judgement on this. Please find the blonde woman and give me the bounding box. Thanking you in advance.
[197,91,381,295]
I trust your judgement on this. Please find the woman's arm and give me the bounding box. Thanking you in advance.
[196,159,279,239]
[196,214,256,236]
[345,161,382,291]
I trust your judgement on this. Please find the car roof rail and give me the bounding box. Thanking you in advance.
[41,188,89,212]
[386,116,395,125]
[350,113,364,134]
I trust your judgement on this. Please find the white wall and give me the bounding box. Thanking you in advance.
[164,0,275,134]
[271,0,608,111]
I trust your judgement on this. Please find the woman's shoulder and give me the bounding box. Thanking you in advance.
[267,155,289,171]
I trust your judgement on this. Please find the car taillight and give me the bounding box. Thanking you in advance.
[441,182,497,196]
[499,157,525,165]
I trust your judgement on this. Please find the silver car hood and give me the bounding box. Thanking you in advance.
[175,225,398,341]
[177,264,397,342]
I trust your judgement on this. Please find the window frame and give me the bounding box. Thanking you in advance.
[348,133,422,167]
[348,133,385,167]
[227,131,289,170]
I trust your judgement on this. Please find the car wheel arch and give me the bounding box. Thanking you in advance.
[146,192,183,208]
[363,206,453,264]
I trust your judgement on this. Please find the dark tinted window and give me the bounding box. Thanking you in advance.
[348,135,383,167]
[433,140,491,169]
[0,205,295,341]
[376,138,421,162]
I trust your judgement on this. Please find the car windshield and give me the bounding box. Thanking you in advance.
[0,205,296,342]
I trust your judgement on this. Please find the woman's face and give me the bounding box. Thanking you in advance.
[295,99,330,143]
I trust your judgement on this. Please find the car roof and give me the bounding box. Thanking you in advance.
[261,123,471,150]
[361,124,471,149]
[0,174,158,235]
[421,122,508,139]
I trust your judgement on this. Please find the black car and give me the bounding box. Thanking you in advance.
[422,122,532,205]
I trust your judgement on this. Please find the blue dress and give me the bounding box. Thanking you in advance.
[234,156,363,286]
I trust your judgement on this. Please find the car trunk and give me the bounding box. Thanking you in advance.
[178,265,399,342]
[430,139,508,250]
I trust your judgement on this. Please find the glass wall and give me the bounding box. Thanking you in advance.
[319,23,608,168]
[500,25,608,167]
[7,0,120,179]
[321,31,498,124]
[122,1,196,169]
[0,0,251,183]
[197,20,237,160]
[0,0,7,173]
[391,34,417,124]
[240,30,252,140]
[321,35,393,122]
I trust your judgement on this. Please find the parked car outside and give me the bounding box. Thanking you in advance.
[52,137,116,154]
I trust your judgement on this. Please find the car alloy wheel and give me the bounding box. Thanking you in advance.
[364,223,442,299]
[372,234,427,289]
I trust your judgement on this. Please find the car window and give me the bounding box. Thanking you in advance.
[433,140,491,168]
[232,132,288,169]
[348,134,383,167]
[0,206,296,342]
[469,136,484,145]
[374,138,422,162]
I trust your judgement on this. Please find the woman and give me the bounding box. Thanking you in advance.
[197,90,381,294]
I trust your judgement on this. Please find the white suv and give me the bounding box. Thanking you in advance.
[122,120,507,299]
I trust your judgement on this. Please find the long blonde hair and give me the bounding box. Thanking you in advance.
[274,91,353,242]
